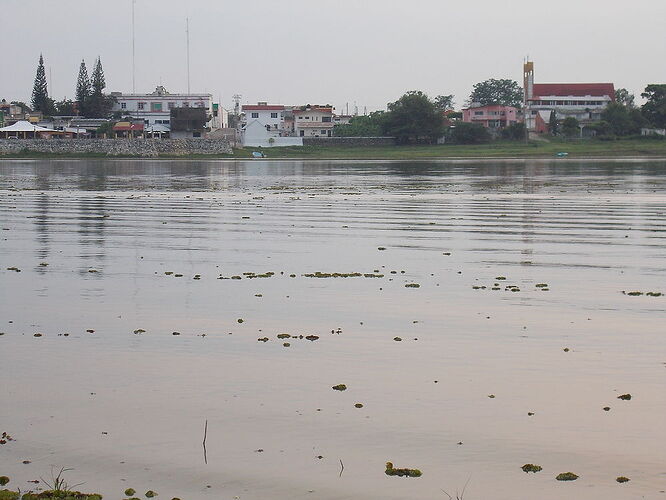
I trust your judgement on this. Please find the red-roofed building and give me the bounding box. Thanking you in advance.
[524,61,615,134]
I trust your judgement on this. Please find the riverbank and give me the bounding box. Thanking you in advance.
[1,137,665,160]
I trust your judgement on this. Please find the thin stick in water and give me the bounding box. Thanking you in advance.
[203,419,208,465]
[339,459,344,477]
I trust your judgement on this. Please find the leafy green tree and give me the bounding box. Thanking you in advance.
[615,88,635,108]
[468,79,523,108]
[333,112,386,137]
[500,122,525,141]
[55,99,77,115]
[450,122,491,144]
[548,111,559,135]
[381,91,444,144]
[561,117,580,138]
[641,84,666,128]
[76,60,91,116]
[11,101,31,113]
[434,94,454,111]
[601,102,646,136]
[31,54,55,115]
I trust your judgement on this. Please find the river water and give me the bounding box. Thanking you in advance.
[1,159,665,500]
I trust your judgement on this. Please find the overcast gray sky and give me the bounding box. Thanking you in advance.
[2,0,665,112]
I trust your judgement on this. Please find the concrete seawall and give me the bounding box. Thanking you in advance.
[0,138,233,157]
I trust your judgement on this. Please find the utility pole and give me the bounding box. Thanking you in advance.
[186,17,191,94]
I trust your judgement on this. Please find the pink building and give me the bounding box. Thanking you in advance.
[462,105,522,129]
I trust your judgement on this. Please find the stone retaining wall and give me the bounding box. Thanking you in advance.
[302,137,396,147]
[0,138,232,157]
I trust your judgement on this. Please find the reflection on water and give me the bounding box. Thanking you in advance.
[1,159,665,500]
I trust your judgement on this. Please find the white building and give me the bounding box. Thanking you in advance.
[241,102,302,147]
[293,105,335,137]
[111,86,214,129]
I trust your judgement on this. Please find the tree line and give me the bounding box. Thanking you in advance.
[28,54,116,118]
[334,79,666,144]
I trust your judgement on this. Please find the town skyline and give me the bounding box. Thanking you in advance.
[2,0,665,111]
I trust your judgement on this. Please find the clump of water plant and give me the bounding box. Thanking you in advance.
[257,337,269,342]
[405,283,420,288]
[145,491,158,498]
[0,490,19,500]
[393,337,402,342]
[521,464,542,473]
[0,477,9,486]
[305,335,319,341]
[125,488,136,496]
[617,394,632,400]
[332,384,347,391]
[277,334,291,339]
[385,462,422,477]
[355,403,364,408]
[556,472,579,481]
[616,476,630,483]
[22,467,103,499]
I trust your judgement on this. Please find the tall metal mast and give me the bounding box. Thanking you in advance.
[186,18,191,94]
[132,0,136,93]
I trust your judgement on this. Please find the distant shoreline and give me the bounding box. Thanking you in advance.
[1,137,666,161]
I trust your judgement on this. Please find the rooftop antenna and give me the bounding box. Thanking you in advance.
[186,17,191,94]
[132,0,136,93]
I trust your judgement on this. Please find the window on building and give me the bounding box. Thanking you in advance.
[271,112,278,119]
[151,102,162,112]
[474,111,483,116]
[138,102,145,110]
[322,116,332,122]
[251,112,259,119]
[121,102,127,109]
[305,116,310,119]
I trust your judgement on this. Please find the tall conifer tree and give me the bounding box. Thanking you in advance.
[91,57,106,96]
[31,54,51,113]
[75,60,91,115]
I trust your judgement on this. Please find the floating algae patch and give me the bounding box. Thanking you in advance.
[355,403,364,408]
[125,488,136,496]
[521,464,543,473]
[385,462,422,478]
[257,337,269,342]
[332,384,347,391]
[617,394,632,400]
[0,491,19,500]
[616,476,630,483]
[305,335,319,341]
[405,283,420,288]
[277,334,291,339]
[0,477,8,486]
[22,492,103,500]
[302,272,382,278]
[145,491,158,498]
[556,472,579,481]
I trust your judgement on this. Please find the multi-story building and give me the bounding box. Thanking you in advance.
[111,86,214,130]
[462,104,521,129]
[524,61,615,134]
[293,105,335,137]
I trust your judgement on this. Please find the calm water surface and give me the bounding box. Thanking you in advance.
[1,159,665,500]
